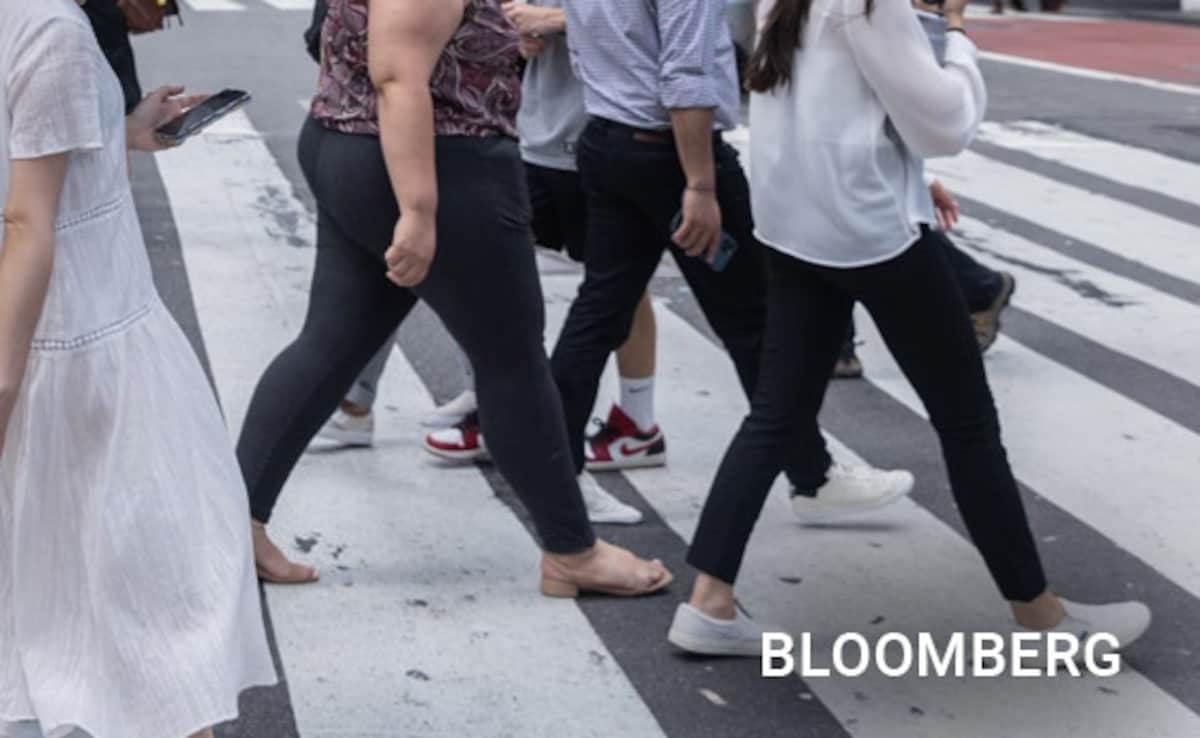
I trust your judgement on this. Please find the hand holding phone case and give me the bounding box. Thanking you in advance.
[670,211,739,272]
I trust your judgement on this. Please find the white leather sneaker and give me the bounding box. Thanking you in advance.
[579,474,643,525]
[421,389,478,429]
[791,462,914,524]
[314,408,374,448]
[1019,598,1152,663]
[667,603,769,657]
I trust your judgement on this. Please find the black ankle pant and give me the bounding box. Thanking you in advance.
[550,118,832,489]
[687,230,1047,602]
[237,117,595,555]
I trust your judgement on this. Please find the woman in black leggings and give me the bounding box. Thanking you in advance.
[238,0,669,598]
[667,0,1149,655]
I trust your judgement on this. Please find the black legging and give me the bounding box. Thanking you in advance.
[687,228,1047,602]
[237,117,595,555]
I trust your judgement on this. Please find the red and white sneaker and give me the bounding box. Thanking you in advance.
[422,413,489,463]
[584,405,667,471]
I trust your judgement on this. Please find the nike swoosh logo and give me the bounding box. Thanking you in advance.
[620,439,659,456]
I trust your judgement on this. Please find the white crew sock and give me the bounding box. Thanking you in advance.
[619,375,656,433]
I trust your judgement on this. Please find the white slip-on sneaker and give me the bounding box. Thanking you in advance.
[667,603,770,657]
[421,390,478,429]
[579,473,643,525]
[791,461,914,524]
[1017,598,1152,665]
[314,408,375,448]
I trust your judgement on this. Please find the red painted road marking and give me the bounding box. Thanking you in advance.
[971,18,1200,86]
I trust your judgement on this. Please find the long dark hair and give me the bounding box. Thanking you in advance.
[745,0,873,93]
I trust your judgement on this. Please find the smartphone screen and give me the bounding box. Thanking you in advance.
[156,88,251,142]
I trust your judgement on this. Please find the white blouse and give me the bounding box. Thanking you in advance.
[749,0,986,267]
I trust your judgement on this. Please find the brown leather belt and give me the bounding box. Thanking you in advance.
[631,130,673,144]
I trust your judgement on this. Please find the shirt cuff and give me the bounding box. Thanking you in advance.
[660,74,720,111]
[944,31,978,66]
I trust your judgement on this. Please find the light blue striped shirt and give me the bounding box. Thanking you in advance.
[563,0,740,132]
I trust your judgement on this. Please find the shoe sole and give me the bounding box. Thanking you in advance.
[585,454,667,472]
[422,441,489,463]
[792,477,915,525]
[667,627,763,657]
[313,430,374,448]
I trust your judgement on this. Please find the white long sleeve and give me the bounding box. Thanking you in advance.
[749,0,988,268]
[843,0,986,158]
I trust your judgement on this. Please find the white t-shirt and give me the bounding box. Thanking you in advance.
[750,0,986,268]
[0,0,106,193]
[0,0,150,345]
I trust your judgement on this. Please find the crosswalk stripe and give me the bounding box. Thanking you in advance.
[539,274,1200,738]
[977,51,1200,99]
[153,111,668,738]
[975,120,1200,210]
[853,310,1200,602]
[257,0,316,9]
[951,214,1200,392]
[180,0,246,11]
[928,150,1200,288]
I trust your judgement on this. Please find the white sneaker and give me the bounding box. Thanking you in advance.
[579,474,643,525]
[314,408,375,448]
[421,390,478,429]
[791,461,914,524]
[667,603,770,657]
[1018,598,1152,662]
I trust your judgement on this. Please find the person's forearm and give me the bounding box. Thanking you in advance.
[669,108,717,191]
[0,223,54,422]
[376,81,439,220]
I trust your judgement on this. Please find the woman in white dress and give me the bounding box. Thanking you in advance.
[0,2,277,737]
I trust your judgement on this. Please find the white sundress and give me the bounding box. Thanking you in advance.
[0,2,277,737]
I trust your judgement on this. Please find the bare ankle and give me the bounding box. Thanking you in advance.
[546,543,600,568]
[1011,590,1066,630]
[340,400,370,417]
[689,573,737,620]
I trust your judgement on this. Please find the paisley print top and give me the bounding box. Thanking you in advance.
[311,0,521,138]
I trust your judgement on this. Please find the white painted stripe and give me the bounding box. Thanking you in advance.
[258,0,315,9]
[154,111,668,738]
[952,213,1200,391]
[976,120,1200,207]
[928,149,1200,286]
[181,0,246,11]
[965,5,1105,21]
[979,51,1200,98]
[540,273,1200,738]
[853,310,1200,602]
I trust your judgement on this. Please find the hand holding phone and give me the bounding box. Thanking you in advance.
[125,85,209,153]
[153,88,252,147]
[670,211,739,272]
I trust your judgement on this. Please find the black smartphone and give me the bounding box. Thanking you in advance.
[155,88,252,145]
[670,211,739,272]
